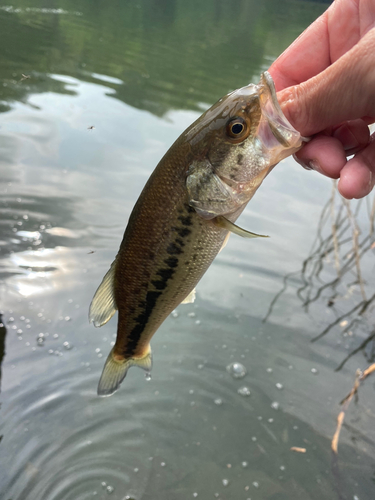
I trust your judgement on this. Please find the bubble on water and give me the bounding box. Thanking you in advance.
[197,364,204,369]
[95,348,101,353]
[8,317,14,323]
[242,461,248,468]
[37,333,45,346]
[189,389,194,394]
[237,386,251,397]
[17,329,23,335]
[252,481,259,488]
[20,316,25,321]
[227,362,247,379]
[106,485,114,494]
[101,482,107,488]
[193,494,198,498]
[65,316,71,321]
[195,320,201,325]
[171,310,179,318]
[48,349,54,355]
[145,372,151,381]
[214,398,223,406]
[268,418,274,423]
[353,496,359,500]
[53,333,59,339]
[311,368,318,374]
[266,367,273,373]
[271,401,280,410]
[275,383,283,390]
[280,465,285,471]
[134,468,139,473]
[251,436,257,441]
[160,462,166,467]
[63,341,72,350]
[222,479,229,487]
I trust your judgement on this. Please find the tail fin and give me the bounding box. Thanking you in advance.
[97,346,152,397]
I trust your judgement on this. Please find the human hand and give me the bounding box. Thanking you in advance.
[269,0,375,199]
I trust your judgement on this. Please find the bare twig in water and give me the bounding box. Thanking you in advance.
[335,331,375,371]
[331,181,340,274]
[331,363,375,454]
[264,181,375,370]
[19,74,30,82]
[343,199,366,301]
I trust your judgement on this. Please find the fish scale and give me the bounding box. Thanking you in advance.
[89,71,308,396]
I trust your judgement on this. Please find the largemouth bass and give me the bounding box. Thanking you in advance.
[89,72,307,396]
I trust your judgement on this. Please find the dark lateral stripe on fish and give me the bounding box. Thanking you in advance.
[164,256,179,267]
[125,244,184,354]
[175,227,191,238]
[151,266,175,290]
[166,242,183,255]
[177,215,193,226]
[127,290,162,355]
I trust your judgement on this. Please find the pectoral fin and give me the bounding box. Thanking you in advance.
[219,232,230,253]
[213,216,269,239]
[89,259,118,327]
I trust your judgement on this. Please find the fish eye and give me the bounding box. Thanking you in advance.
[226,117,248,140]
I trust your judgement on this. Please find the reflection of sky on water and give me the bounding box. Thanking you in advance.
[1,72,332,313]
[0,46,374,500]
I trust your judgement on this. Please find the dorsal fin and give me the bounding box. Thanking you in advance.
[89,259,118,327]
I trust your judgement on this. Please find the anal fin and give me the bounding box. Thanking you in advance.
[181,288,196,304]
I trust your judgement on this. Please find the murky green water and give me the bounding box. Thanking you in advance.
[1,1,375,499]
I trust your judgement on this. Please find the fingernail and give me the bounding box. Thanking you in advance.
[308,159,322,173]
[293,154,313,171]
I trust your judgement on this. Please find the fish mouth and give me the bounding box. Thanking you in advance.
[258,71,309,152]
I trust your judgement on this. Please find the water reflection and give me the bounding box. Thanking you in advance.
[265,184,375,371]
[0,0,325,116]
[0,314,7,392]
[2,1,374,499]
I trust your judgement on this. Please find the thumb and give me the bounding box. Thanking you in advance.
[276,29,375,136]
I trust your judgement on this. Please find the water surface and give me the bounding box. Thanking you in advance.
[1,1,375,500]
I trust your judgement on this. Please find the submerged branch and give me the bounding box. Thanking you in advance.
[331,363,375,454]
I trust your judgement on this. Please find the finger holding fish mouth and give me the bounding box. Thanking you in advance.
[291,122,375,200]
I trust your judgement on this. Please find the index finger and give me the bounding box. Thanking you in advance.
[269,13,331,91]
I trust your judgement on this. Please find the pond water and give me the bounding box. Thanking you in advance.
[1,1,375,499]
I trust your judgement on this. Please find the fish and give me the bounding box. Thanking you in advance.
[89,71,307,396]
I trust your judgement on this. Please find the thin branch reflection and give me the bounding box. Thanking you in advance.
[264,181,375,371]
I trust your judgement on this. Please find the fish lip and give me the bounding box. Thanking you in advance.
[260,71,310,149]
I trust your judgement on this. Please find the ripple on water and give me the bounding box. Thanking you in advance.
[0,350,152,500]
